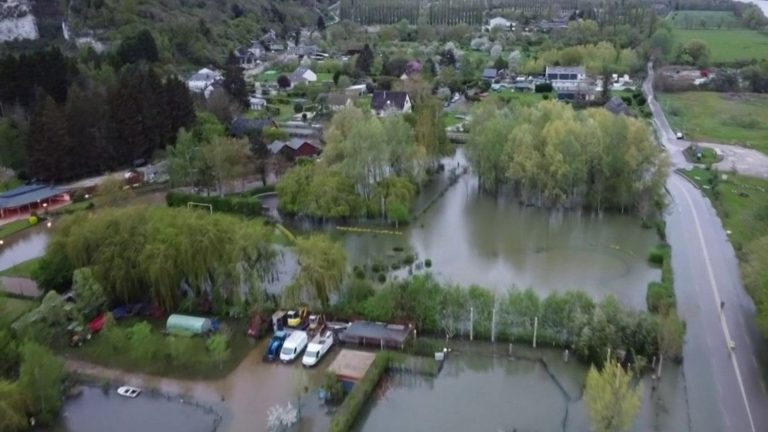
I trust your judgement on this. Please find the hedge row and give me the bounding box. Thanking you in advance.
[330,352,391,432]
[166,191,263,218]
[647,244,675,314]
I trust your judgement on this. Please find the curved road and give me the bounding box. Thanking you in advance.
[645,63,768,432]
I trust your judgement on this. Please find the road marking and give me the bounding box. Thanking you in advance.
[674,178,757,432]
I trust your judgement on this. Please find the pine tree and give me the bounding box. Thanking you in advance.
[163,75,196,147]
[355,44,375,75]
[26,95,71,181]
[317,15,326,31]
[223,52,249,108]
[65,85,110,177]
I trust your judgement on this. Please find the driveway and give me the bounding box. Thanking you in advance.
[645,62,768,432]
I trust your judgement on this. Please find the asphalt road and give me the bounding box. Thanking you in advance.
[645,63,768,432]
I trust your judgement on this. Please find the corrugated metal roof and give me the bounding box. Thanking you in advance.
[0,185,68,209]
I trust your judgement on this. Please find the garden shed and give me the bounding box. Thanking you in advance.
[166,314,212,335]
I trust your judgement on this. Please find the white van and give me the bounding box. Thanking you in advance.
[279,331,308,363]
[302,330,334,367]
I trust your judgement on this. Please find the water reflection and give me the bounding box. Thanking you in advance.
[0,226,49,272]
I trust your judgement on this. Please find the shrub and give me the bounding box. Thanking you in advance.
[371,263,381,273]
[377,273,387,283]
[648,246,665,266]
[354,267,366,279]
[403,254,415,265]
[647,281,675,314]
[393,246,404,252]
[535,82,553,93]
[424,259,432,268]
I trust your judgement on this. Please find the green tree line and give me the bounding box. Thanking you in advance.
[465,99,668,217]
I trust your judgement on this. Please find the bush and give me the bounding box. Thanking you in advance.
[403,254,415,265]
[377,273,387,283]
[424,259,432,268]
[648,246,665,266]
[534,82,553,93]
[647,281,675,314]
[166,191,263,218]
[371,263,382,273]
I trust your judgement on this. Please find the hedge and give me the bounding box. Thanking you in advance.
[330,352,391,432]
[647,245,675,314]
[166,191,263,218]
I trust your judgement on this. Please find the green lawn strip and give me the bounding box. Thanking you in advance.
[0,257,41,278]
[0,219,35,240]
[669,28,768,63]
[0,295,36,327]
[659,92,768,154]
[679,167,768,253]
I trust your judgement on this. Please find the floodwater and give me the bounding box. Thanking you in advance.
[60,339,337,432]
[356,342,690,432]
[48,386,220,432]
[0,225,49,272]
[298,150,661,309]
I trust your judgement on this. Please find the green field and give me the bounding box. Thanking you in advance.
[0,219,33,240]
[0,258,40,278]
[666,10,740,29]
[670,28,768,63]
[659,92,768,154]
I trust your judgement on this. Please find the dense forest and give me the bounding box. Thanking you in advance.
[0,38,195,181]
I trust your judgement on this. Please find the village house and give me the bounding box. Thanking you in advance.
[545,66,595,101]
[286,44,318,57]
[604,96,632,116]
[289,67,318,87]
[268,138,321,161]
[486,16,514,31]
[371,91,412,116]
[324,93,354,112]
[249,96,267,111]
[186,68,222,96]
[483,68,499,82]
[345,84,367,97]
[234,43,264,69]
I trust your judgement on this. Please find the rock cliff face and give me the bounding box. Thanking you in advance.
[0,0,39,41]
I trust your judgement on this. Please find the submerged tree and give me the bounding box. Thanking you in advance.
[584,362,643,432]
[287,234,346,310]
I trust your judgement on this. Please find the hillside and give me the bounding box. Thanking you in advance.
[20,0,317,66]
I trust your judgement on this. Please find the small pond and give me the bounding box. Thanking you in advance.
[0,225,49,272]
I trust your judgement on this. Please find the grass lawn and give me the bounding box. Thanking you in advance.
[0,257,40,278]
[316,72,333,82]
[666,10,739,29]
[0,219,34,240]
[683,146,720,165]
[0,295,36,327]
[67,318,255,380]
[491,90,549,108]
[669,28,768,63]
[0,179,22,192]
[659,92,768,154]
[680,167,768,250]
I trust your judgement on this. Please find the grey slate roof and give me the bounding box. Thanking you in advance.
[483,68,498,79]
[0,184,68,209]
[371,91,409,111]
[604,96,632,116]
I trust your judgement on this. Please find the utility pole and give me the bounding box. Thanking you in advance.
[532,316,538,348]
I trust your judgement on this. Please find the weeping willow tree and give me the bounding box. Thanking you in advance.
[285,234,346,311]
[44,206,275,312]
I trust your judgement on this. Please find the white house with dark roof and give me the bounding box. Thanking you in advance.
[371,91,411,116]
[186,68,222,94]
[289,67,317,86]
[545,66,595,101]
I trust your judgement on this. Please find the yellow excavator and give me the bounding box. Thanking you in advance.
[286,307,309,329]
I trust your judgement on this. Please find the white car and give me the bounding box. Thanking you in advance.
[279,330,308,363]
[675,131,684,139]
[116,386,142,398]
[302,330,334,367]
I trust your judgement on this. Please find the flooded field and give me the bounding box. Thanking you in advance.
[0,225,48,272]
[355,342,690,432]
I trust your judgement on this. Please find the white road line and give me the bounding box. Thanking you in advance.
[674,178,757,432]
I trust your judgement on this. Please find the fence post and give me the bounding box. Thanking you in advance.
[532,316,538,349]
[491,299,496,343]
[470,307,474,341]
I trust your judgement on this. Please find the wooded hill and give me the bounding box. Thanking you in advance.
[54,0,315,65]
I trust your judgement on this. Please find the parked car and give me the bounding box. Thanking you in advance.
[302,330,334,367]
[280,331,308,363]
[263,331,288,362]
[117,386,141,398]
[676,131,684,139]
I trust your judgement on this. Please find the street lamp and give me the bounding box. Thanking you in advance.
[46,221,52,228]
